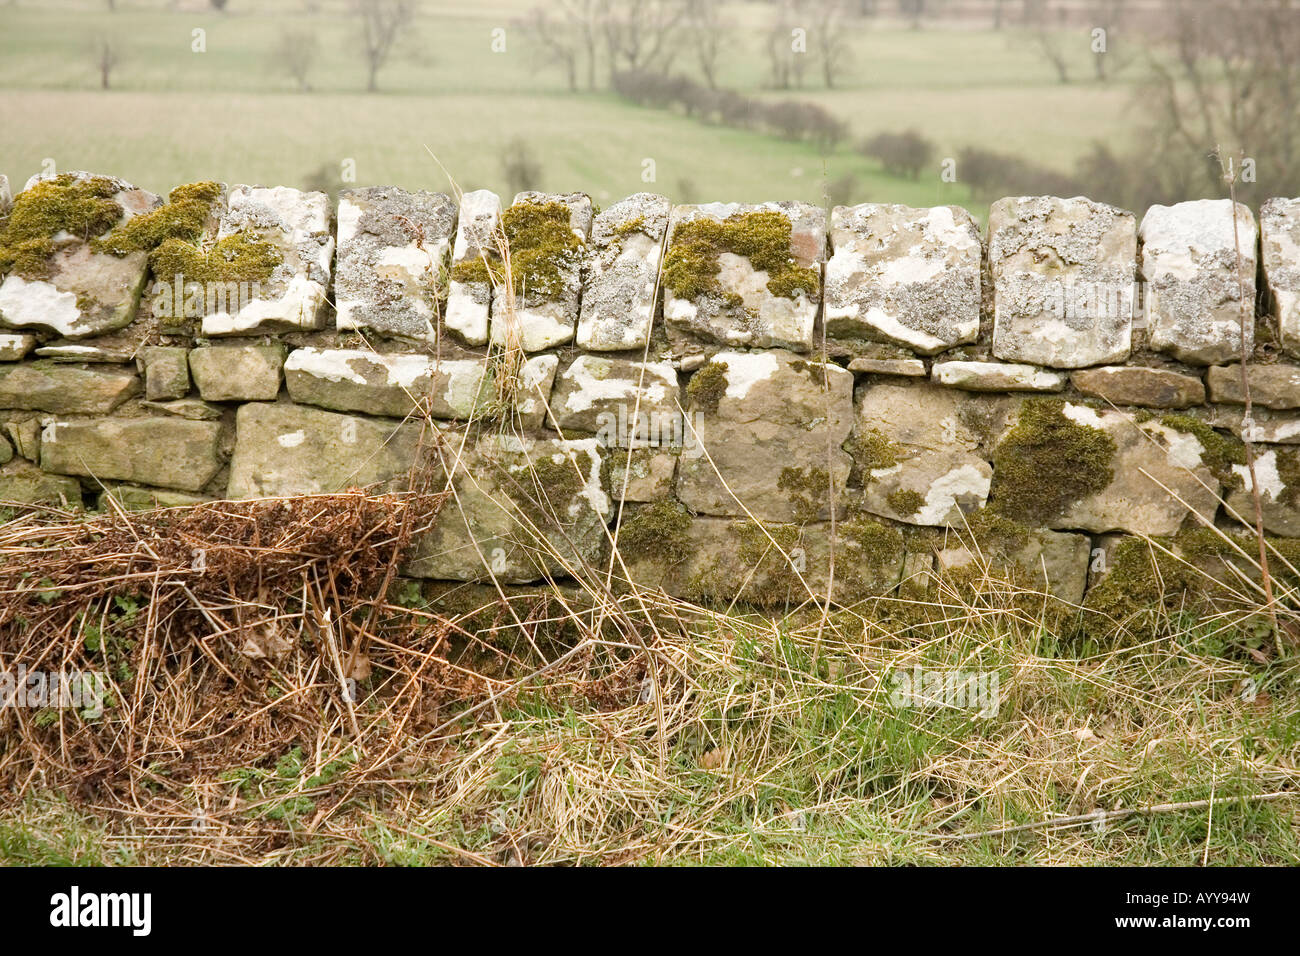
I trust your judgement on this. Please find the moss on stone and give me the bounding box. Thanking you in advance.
[886,488,925,517]
[1275,448,1300,506]
[1082,535,1189,624]
[840,515,904,568]
[617,500,693,566]
[661,209,819,305]
[1159,414,1245,489]
[960,507,1032,551]
[686,360,729,414]
[92,181,222,258]
[448,199,581,300]
[778,466,829,524]
[0,174,123,279]
[149,231,282,286]
[612,216,646,239]
[845,427,900,477]
[731,520,804,605]
[990,399,1115,525]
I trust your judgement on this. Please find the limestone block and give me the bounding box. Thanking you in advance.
[189,343,285,402]
[0,333,36,361]
[0,363,139,414]
[1206,364,1300,410]
[41,417,223,492]
[1140,199,1256,365]
[445,189,500,346]
[825,203,980,353]
[334,186,456,344]
[931,360,1066,392]
[936,528,1090,603]
[141,346,191,400]
[989,195,1136,368]
[283,347,490,420]
[662,201,824,352]
[0,461,81,508]
[548,355,680,433]
[577,193,670,351]
[1071,366,1204,408]
[1261,197,1300,357]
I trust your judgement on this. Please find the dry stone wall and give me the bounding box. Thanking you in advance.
[3,168,1300,609]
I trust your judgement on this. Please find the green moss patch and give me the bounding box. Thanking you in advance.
[617,500,693,566]
[662,210,819,306]
[845,427,901,483]
[93,181,222,258]
[686,360,729,414]
[449,199,582,300]
[840,515,904,569]
[778,466,830,524]
[886,488,925,518]
[149,231,282,287]
[1159,414,1245,489]
[991,399,1115,525]
[0,174,123,279]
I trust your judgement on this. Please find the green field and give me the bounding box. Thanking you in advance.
[0,1,1142,206]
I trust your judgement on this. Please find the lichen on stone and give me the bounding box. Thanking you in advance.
[0,174,123,279]
[662,209,819,305]
[449,199,582,300]
[990,399,1116,525]
[685,360,729,414]
[778,465,830,524]
[1159,414,1246,490]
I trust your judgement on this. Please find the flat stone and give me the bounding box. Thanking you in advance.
[675,350,854,522]
[577,193,670,351]
[490,192,592,352]
[825,203,981,354]
[0,363,139,414]
[932,360,1066,392]
[226,402,426,498]
[105,484,210,510]
[516,354,558,430]
[1071,366,1205,408]
[989,195,1136,368]
[445,189,501,346]
[549,355,679,433]
[0,172,159,339]
[1206,364,1300,409]
[847,356,927,377]
[189,344,286,401]
[283,347,490,420]
[141,346,191,400]
[5,419,39,460]
[1203,405,1300,444]
[140,398,222,421]
[936,528,1090,603]
[606,447,677,501]
[41,417,223,492]
[34,343,133,362]
[1261,198,1300,358]
[663,201,824,352]
[334,186,456,345]
[200,185,333,335]
[406,434,610,583]
[0,333,37,361]
[0,462,82,508]
[620,513,904,606]
[1141,199,1256,365]
[864,449,993,526]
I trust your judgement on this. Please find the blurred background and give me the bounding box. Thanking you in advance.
[0,0,1294,217]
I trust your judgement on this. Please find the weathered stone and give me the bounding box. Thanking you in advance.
[606,447,677,501]
[898,551,935,602]
[406,434,610,583]
[0,363,139,414]
[932,360,1066,392]
[490,192,592,352]
[997,402,1221,535]
[0,462,81,508]
[41,417,223,492]
[141,346,190,400]
[0,432,11,465]
[445,189,500,346]
[1071,366,1205,408]
[516,354,559,430]
[0,172,160,339]
[1140,199,1256,365]
[620,512,905,606]
[1224,447,1300,536]
[141,398,222,421]
[0,174,9,216]
[989,195,1136,368]
[6,419,39,460]
[200,185,333,335]
[676,350,854,522]
[549,355,679,433]
[1261,198,1300,358]
[283,347,490,420]
[936,528,1090,603]
[105,484,210,510]
[334,186,456,345]
[35,343,132,362]
[226,402,425,498]
[577,193,670,351]
[0,333,36,361]
[852,381,1013,527]
[189,344,285,401]
[1206,364,1300,409]
[825,203,981,354]
[847,356,927,377]
[663,201,824,352]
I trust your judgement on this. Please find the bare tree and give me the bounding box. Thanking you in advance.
[602,0,686,77]
[352,0,415,93]
[809,0,853,88]
[1087,0,1129,81]
[518,4,602,92]
[1025,0,1071,83]
[765,0,805,90]
[273,29,320,92]
[685,0,729,90]
[91,35,121,90]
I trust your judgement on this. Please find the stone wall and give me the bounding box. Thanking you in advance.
[3,169,1300,608]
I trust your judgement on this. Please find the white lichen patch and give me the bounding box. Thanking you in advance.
[717,350,780,401]
[0,276,85,337]
[917,464,992,526]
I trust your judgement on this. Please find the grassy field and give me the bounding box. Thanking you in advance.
[0,1,1140,204]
